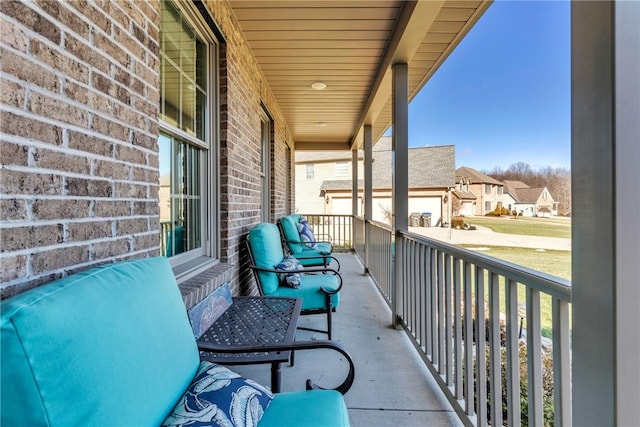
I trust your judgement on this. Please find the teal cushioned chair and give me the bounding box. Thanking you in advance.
[278,215,341,270]
[247,222,343,339]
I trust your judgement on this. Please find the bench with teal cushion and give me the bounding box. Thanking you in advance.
[279,214,340,270]
[248,222,343,339]
[1,257,353,427]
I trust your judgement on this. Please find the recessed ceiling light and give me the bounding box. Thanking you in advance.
[311,82,327,90]
[316,122,327,127]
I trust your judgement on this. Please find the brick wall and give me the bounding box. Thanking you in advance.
[1,0,161,298]
[1,0,294,300]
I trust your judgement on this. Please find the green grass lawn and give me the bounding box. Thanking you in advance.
[461,245,571,337]
[465,216,572,239]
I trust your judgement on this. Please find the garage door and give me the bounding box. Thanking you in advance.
[408,197,442,227]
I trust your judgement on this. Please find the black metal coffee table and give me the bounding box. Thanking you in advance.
[197,296,302,392]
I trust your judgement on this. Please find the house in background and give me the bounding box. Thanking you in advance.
[295,150,356,215]
[297,137,455,227]
[503,180,558,217]
[453,167,504,216]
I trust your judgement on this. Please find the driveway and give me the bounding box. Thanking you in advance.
[408,225,571,251]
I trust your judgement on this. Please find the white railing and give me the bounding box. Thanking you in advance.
[365,220,394,305]
[307,216,572,426]
[299,214,353,252]
[353,216,365,258]
[360,221,572,427]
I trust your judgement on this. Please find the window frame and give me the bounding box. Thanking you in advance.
[335,162,349,177]
[306,164,315,180]
[260,108,273,222]
[159,0,220,276]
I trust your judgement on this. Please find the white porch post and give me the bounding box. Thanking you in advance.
[392,63,409,327]
[363,125,373,275]
[352,150,358,217]
[572,2,640,426]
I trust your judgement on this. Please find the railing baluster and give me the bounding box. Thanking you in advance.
[526,287,543,426]
[463,261,474,416]
[489,272,503,427]
[454,257,463,400]
[475,267,487,426]
[445,254,453,386]
[417,245,427,351]
[425,246,433,359]
[438,251,446,375]
[553,298,572,427]
[506,279,521,427]
[431,248,438,364]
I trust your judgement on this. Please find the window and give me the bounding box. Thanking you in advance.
[260,109,272,222]
[335,162,349,177]
[497,186,503,195]
[159,0,218,263]
[485,184,492,194]
[306,164,314,179]
[485,201,492,212]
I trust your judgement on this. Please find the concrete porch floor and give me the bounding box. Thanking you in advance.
[231,253,464,427]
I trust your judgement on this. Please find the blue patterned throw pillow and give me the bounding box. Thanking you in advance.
[275,255,302,288]
[163,361,273,427]
[296,219,318,249]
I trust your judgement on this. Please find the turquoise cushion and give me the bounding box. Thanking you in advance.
[163,361,273,427]
[258,390,350,427]
[248,223,285,294]
[271,274,340,310]
[280,216,303,254]
[1,257,200,427]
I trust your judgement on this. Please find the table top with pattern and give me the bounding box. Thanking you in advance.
[197,296,302,364]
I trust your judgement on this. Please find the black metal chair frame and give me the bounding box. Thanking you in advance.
[246,236,343,340]
[197,340,355,395]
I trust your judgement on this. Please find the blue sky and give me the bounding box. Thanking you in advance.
[407,0,571,172]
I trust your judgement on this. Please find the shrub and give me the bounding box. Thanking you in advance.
[461,303,555,426]
[451,216,465,229]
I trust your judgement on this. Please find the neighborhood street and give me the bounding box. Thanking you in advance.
[409,224,571,251]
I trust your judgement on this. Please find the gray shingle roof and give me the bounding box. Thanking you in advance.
[503,180,549,203]
[452,190,476,200]
[305,136,455,191]
[455,166,503,186]
[319,140,455,191]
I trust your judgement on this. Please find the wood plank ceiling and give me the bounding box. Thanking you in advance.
[228,1,491,150]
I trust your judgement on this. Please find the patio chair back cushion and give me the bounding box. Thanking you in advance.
[280,215,304,254]
[248,222,285,294]
[1,257,200,427]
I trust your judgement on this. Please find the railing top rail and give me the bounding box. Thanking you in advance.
[367,219,393,232]
[400,230,572,302]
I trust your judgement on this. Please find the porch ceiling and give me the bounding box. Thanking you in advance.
[228,0,490,151]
